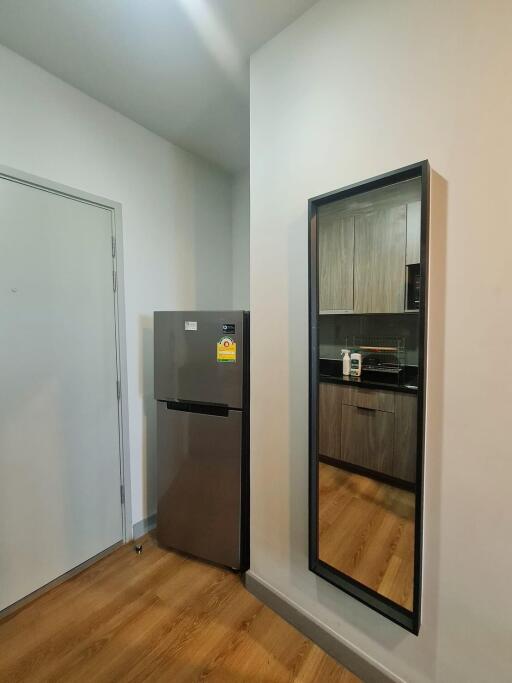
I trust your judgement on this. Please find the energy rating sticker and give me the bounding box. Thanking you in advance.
[217,336,236,363]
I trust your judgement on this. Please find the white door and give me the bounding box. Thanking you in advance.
[0,176,123,612]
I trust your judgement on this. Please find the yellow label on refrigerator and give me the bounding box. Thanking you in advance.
[217,336,236,363]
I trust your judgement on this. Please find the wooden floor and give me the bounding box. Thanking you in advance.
[0,534,360,682]
[318,463,415,610]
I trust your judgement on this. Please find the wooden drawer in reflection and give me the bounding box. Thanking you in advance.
[343,386,395,412]
[340,404,395,474]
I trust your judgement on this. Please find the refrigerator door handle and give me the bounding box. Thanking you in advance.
[164,400,230,417]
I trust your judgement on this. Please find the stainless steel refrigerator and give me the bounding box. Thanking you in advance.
[154,310,249,570]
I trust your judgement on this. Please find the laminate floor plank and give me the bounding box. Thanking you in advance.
[1,549,175,681]
[318,463,415,610]
[0,534,359,683]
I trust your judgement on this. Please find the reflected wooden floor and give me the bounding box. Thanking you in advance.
[318,463,414,610]
[0,533,360,682]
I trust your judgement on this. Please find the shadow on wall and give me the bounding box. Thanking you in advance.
[190,163,232,309]
[136,155,232,524]
[169,154,232,311]
[287,170,448,673]
[140,314,157,519]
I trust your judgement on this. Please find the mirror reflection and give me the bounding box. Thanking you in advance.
[316,178,421,611]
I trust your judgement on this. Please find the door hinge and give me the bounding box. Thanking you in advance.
[112,270,117,292]
[116,379,121,400]
[111,236,116,258]
[120,484,125,505]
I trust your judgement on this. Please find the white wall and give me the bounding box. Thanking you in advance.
[0,45,233,527]
[250,1,512,682]
[231,167,250,310]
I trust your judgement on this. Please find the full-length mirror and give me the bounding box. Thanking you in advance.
[309,162,428,633]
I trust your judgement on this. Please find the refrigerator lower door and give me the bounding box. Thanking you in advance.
[156,401,242,568]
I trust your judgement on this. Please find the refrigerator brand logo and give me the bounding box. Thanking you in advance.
[217,336,236,363]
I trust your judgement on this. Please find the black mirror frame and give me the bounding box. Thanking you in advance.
[308,160,430,634]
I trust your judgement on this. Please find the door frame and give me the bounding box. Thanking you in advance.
[0,163,132,543]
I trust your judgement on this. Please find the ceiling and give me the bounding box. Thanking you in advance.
[0,0,318,173]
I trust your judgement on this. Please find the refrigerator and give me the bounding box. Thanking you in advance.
[154,310,249,570]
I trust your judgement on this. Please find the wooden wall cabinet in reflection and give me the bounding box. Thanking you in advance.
[318,191,421,314]
[318,382,417,485]
[353,205,406,313]
[318,215,354,312]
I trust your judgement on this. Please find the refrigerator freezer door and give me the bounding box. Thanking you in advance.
[154,311,245,409]
[156,401,242,568]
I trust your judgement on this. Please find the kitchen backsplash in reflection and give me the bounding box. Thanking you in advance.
[319,313,420,366]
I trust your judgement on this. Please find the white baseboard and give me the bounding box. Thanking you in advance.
[132,513,156,540]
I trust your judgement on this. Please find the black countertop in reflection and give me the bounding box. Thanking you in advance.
[319,359,418,395]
